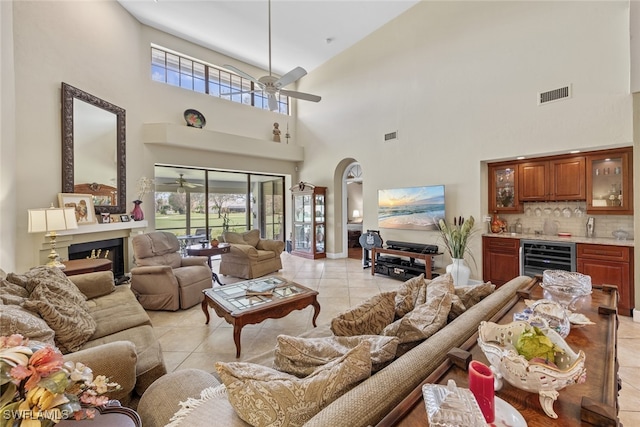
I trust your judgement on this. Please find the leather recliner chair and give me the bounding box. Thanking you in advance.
[130,231,212,311]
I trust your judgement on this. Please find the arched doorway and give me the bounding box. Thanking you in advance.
[344,163,363,259]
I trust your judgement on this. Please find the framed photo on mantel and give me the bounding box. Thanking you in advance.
[58,193,96,225]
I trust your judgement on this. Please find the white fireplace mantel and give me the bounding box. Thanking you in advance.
[57,220,148,236]
[35,221,149,271]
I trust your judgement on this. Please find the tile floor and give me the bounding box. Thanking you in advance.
[146,252,640,425]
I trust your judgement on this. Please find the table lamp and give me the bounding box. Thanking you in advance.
[28,205,78,269]
[352,210,361,221]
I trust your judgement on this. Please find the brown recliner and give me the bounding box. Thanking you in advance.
[219,229,285,279]
[130,231,212,311]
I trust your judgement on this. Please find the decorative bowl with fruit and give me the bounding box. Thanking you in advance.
[477,320,586,419]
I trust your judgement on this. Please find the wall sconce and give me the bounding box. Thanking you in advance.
[28,205,78,269]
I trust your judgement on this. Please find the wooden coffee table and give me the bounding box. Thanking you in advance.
[186,243,230,285]
[201,277,321,357]
[377,277,620,427]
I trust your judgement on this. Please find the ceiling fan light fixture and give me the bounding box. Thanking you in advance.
[177,186,185,194]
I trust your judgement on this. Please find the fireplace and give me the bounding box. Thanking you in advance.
[68,238,125,279]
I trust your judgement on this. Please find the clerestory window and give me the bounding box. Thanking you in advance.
[151,46,289,115]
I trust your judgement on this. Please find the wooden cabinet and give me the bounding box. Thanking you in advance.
[488,163,521,212]
[291,185,326,259]
[577,243,634,316]
[585,148,633,215]
[482,236,520,286]
[519,156,585,201]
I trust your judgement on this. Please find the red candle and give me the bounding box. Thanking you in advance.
[469,360,495,423]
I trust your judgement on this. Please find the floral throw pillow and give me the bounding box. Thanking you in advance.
[382,274,454,343]
[216,341,372,427]
[330,292,396,336]
[274,334,399,376]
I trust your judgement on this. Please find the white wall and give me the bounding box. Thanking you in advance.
[1,0,17,271]
[631,0,640,93]
[296,1,634,274]
[9,1,298,273]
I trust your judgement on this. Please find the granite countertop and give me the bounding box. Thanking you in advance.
[482,232,634,247]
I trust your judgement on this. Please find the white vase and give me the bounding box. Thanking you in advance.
[446,258,471,287]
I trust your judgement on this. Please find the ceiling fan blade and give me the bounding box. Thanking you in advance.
[268,94,278,111]
[223,65,263,86]
[279,89,321,103]
[275,67,307,89]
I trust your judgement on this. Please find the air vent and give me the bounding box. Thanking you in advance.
[538,85,571,105]
[384,131,398,142]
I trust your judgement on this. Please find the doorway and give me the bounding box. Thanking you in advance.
[344,163,363,259]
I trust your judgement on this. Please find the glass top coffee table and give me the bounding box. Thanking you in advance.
[201,277,321,358]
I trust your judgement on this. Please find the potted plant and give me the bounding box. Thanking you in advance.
[437,215,476,286]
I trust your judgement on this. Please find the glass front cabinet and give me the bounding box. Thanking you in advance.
[586,148,633,215]
[488,163,521,213]
[291,185,327,259]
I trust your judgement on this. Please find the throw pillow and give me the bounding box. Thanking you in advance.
[216,341,372,427]
[274,334,399,376]
[1,278,29,305]
[456,282,496,308]
[0,303,56,345]
[20,267,96,353]
[242,229,261,247]
[394,274,429,318]
[330,292,396,336]
[382,274,454,344]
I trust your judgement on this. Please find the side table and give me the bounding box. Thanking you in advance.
[62,258,112,276]
[186,243,230,285]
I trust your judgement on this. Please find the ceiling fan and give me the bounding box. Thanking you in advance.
[165,173,203,193]
[222,0,321,111]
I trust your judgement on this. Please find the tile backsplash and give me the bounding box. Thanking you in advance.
[491,201,634,240]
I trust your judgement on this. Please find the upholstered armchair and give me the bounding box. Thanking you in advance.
[219,229,285,279]
[130,231,212,311]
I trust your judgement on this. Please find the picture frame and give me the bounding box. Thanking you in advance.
[58,193,97,225]
[120,214,131,222]
[378,185,445,231]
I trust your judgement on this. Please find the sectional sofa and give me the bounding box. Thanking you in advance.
[137,274,532,426]
[1,267,166,407]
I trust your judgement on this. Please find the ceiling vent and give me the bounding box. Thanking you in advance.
[384,131,398,142]
[538,85,571,105]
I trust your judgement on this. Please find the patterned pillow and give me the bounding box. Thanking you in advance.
[394,274,429,318]
[456,282,496,308]
[1,278,28,305]
[331,292,396,336]
[382,274,453,343]
[0,303,56,345]
[216,341,372,427]
[274,334,399,376]
[20,267,96,353]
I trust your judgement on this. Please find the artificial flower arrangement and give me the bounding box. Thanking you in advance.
[437,215,476,259]
[134,176,155,202]
[0,334,121,427]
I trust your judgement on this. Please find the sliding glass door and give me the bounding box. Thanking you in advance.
[154,165,285,241]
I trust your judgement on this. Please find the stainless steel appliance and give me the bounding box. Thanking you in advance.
[520,239,576,277]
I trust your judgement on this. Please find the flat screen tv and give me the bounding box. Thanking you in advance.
[378,185,445,231]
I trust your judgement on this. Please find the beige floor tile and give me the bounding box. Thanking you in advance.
[148,252,640,415]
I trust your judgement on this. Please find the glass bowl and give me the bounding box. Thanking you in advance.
[541,270,592,310]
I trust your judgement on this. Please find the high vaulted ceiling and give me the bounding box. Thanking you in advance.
[117,0,420,76]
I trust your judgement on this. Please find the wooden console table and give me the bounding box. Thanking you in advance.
[377,277,620,427]
[62,258,112,276]
[371,247,436,279]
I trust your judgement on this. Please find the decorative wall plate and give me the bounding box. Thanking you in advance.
[184,109,206,128]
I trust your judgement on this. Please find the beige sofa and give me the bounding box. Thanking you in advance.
[1,267,166,408]
[138,275,532,426]
[219,230,285,279]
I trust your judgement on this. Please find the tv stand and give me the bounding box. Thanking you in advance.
[371,244,440,280]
